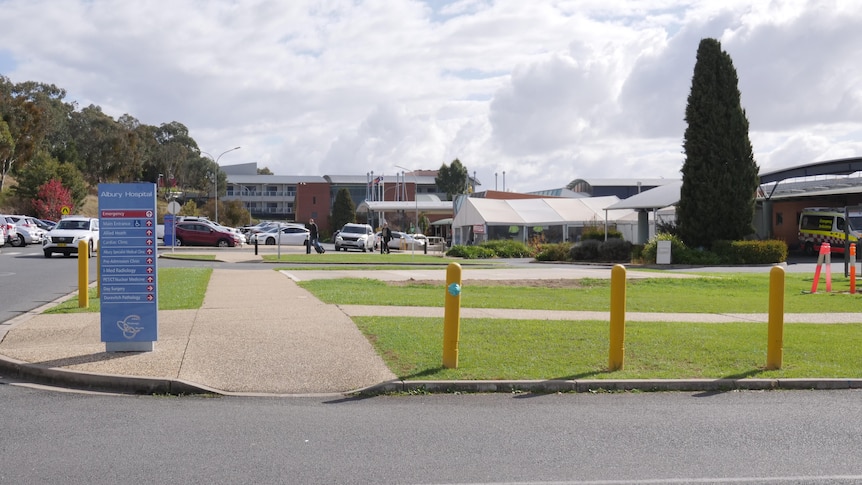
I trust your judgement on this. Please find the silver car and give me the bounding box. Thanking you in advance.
[2,215,46,247]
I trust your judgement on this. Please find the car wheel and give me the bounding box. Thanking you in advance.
[88,240,95,257]
[804,241,814,256]
[43,250,51,258]
[265,237,275,245]
[11,234,25,247]
[175,238,183,246]
[217,239,230,247]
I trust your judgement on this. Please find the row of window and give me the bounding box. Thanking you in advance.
[225,189,297,197]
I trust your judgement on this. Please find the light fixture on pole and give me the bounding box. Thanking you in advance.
[202,146,241,223]
[395,165,418,257]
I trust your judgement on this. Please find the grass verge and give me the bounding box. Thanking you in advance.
[355,317,862,380]
[298,272,862,313]
[46,267,212,313]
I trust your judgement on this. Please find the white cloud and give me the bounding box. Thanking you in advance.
[1,0,860,193]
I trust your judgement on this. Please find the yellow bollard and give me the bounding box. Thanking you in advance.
[766,266,785,370]
[608,264,626,371]
[442,262,462,369]
[78,240,89,308]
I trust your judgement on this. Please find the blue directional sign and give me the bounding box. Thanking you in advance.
[98,183,158,352]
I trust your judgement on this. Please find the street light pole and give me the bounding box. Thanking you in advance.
[395,165,418,257]
[202,146,241,223]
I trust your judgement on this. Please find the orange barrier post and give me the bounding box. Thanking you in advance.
[811,243,831,293]
[811,244,825,293]
[851,244,857,294]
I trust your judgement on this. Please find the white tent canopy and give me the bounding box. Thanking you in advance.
[451,196,643,245]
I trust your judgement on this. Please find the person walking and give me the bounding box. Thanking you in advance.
[381,223,392,254]
[308,218,325,253]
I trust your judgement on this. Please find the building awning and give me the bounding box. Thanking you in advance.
[603,180,681,211]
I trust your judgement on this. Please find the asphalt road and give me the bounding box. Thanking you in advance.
[1,384,861,484]
[0,244,100,323]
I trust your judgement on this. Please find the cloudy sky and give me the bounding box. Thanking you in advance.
[1,0,860,193]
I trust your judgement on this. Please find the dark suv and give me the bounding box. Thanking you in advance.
[175,221,240,247]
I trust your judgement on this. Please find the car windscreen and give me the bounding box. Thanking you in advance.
[342,226,365,234]
[56,220,88,230]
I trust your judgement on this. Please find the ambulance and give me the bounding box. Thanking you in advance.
[798,208,862,255]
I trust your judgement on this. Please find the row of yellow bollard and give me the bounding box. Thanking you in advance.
[608,264,786,371]
[441,262,787,372]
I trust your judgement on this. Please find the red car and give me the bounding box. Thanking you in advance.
[175,221,241,247]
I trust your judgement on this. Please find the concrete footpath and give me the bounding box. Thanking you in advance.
[1,253,861,396]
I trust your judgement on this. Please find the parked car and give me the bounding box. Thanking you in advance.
[250,225,310,246]
[0,215,17,246]
[34,219,57,231]
[334,223,375,252]
[174,221,241,247]
[42,216,100,258]
[3,215,47,247]
[241,221,281,240]
[385,231,425,251]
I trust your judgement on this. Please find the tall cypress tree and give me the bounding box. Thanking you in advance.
[331,187,356,230]
[678,38,759,248]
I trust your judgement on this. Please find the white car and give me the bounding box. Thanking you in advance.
[250,225,310,246]
[334,223,375,252]
[385,231,426,250]
[42,216,100,258]
[3,215,46,247]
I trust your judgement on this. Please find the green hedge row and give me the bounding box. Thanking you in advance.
[446,240,534,259]
[641,234,787,264]
[449,235,788,265]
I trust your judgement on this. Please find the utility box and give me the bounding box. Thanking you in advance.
[656,240,672,265]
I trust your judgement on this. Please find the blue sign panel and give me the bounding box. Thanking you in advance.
[98,183,158,349]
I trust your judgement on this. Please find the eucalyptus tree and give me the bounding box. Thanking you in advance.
[435,158,468,201]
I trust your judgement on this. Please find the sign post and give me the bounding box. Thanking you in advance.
[98,183,158,352]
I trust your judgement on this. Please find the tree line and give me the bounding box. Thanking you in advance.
[0,75,226,217]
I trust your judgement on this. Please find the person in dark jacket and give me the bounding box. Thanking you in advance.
[308,218,324,253]
[381,223,392,254]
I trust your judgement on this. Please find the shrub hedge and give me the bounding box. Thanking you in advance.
[535,243,573,261]
[446,240,533,259]
[641,234,787,264]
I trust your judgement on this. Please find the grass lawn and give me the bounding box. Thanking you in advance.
[354,317,862,380]
[46,267,212,313]
[43,266,862,381]
[297,272,862,313]
[305,271,862,381]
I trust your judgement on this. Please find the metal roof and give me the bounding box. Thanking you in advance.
[603,180,682,210]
